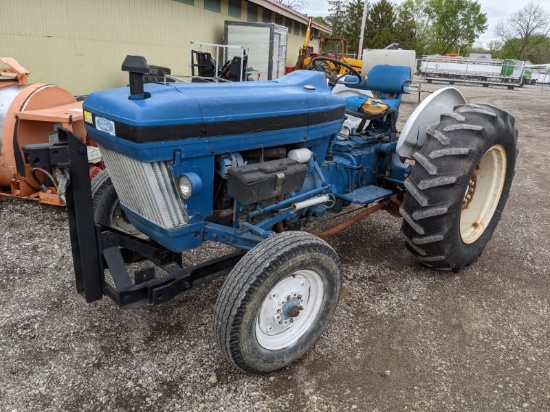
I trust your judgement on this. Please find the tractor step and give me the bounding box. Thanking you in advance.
[337,186,393,205]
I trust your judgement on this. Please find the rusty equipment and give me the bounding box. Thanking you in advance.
[0,57,89,205]
[296,28,362,77]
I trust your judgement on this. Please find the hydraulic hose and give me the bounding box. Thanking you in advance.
[31,167,58,193]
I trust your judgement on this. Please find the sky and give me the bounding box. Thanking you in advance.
[300,0,536,48]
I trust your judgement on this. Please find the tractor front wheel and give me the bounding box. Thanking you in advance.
[213,231,341,373]
[400,103,518,270]
[91,169,147,262]
[91,169,143,237]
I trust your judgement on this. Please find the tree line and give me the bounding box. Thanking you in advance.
[322,0,550,63]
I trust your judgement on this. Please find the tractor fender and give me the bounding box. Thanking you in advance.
[396,87,466,158]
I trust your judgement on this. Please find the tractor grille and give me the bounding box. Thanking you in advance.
[98,146,188,229]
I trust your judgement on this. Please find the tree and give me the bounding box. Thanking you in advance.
[394,2,417,51]
[327,0,487,58]
[424,0,488,55]
[326,0,417,56]
[400,0,432,56]
[314,16,331,36]
[365,0,396,49]
[273,0,308,12]
[327,0,348,38]
[488,40,503,53]
[314,16,329,26]
[343,0,367,54]
[398,0,487,55]
[499,35,550,63]
[495,2,550,61]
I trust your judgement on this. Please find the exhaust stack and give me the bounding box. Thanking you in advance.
[122,55,150,100]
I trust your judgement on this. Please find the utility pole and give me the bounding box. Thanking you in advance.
[357,0,368,59]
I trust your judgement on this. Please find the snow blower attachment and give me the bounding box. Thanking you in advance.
[0,57,99,205]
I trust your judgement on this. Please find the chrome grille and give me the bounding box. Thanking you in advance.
[98,145,188,229]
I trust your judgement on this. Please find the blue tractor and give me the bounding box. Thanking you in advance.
[24,55,517,373]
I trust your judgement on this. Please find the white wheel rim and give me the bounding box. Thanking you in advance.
[460,144,507,244]
[255,270,324,350]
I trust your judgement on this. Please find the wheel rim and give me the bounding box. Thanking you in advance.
[460,144,507,244]
[255,270,324,350]
[109,201,145,238]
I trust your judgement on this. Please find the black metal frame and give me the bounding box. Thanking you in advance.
[23,128,244,308]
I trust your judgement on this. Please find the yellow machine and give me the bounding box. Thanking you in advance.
[313,37,362,75]
[296,20,362,76]
[295,18,314,70]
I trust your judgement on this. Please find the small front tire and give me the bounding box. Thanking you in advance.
[213,231,341,373]
[91,169,143,237]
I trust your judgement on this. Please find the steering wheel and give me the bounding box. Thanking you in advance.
[311,56,363,87]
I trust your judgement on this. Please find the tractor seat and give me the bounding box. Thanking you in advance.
[345,95,400,119]
[344,64,411,120]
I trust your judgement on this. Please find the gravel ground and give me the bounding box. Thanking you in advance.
[1,81,549,411]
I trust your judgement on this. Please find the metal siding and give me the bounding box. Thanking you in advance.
[1,0,309,94]
[286,30,317,67]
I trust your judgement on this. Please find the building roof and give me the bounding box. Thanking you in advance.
[248,0,332,34]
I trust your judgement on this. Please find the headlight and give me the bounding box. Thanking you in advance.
[177,173,202,200]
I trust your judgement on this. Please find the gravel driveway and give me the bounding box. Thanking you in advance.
[1,81,549,411]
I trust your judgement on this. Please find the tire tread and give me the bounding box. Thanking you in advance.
[401,104,517,270]
[213,232,341,373]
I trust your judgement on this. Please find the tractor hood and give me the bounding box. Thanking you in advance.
[83,71,345,158]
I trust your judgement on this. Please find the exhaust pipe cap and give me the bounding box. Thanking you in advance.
[122,55,150,100]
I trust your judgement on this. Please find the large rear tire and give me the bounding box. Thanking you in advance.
[307,60,331,77]
[400,104,518,270]
[213,231,341,373]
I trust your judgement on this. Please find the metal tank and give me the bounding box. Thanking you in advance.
[0,57,86,205]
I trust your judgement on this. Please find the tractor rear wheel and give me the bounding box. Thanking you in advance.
[213,231,341,373]
[400,103,518,270]
[308,60,331,77]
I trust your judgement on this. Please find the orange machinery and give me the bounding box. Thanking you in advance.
[0,57,90,206]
